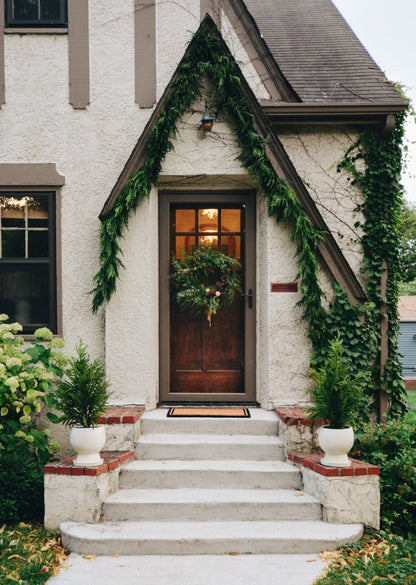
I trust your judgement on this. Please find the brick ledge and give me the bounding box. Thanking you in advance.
[288,452,380,477]
[44,450,134,476]
[97,407,144,424]
[274,407,325,426]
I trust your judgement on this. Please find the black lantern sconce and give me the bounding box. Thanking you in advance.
[200,102,214,131]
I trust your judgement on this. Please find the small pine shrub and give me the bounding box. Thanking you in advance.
[353,419,416,537]
[0,448,44,523]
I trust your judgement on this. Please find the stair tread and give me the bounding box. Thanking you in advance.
[141,409,278,422]
[61,519,362,541]
[105,488,319,505]
[122,459,297,472]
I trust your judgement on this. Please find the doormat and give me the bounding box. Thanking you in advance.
[167,407,250,418]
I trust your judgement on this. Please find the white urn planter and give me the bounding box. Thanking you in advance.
[318,425,354,468]
[69,426,106,467]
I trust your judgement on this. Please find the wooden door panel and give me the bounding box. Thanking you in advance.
[159,192,256,403]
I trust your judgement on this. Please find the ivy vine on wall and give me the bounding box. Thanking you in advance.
[335,112,407,417]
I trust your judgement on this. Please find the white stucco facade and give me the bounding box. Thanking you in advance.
[0,1,364,412]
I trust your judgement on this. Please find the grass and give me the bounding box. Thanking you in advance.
[315,531,416,584]
[0,523,67,584]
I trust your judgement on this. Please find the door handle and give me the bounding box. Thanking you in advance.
[241,289,253,309]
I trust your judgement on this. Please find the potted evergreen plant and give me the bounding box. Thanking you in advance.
[47,341,111,467]
[307,335,367,467]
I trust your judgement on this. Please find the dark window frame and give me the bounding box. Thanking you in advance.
[5,0,67,28]
[0,191,57,334]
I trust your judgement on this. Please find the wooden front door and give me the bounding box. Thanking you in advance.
[159,192,256,403]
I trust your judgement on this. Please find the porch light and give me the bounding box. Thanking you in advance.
[200,102,214,131]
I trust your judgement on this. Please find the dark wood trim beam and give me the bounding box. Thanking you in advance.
[135,0,156,107]
[0,0,5,107]
[68,0,90,109]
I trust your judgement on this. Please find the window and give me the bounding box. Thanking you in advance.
[5,0,67,27]
[0,192,56,334]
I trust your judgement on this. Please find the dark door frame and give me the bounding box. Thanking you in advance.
[159,190,256,404]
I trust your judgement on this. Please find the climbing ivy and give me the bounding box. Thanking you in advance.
[335,111,407,417]
[90,19,325,342]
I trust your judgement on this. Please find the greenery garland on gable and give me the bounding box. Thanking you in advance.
[91,19,325,343]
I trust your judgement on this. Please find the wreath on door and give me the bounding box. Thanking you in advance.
[170,246,242,325]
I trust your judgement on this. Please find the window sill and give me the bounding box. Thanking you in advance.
[4,27,68,35]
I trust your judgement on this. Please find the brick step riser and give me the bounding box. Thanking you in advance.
[140,419,279,436]
[135,443,285,461]
[119,470,303,490]
[102,501,322,523]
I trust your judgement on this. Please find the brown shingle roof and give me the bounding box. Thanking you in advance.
[242,0,405,104]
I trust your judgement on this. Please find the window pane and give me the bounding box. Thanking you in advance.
[2,205,25,228]
[2,230,25,257]
[41,0,61,21]
[12,0,38,21]
[28,197,48,227]
[28,231,49,257]
[0,264,49,328]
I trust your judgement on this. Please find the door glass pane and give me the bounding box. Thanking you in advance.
[222,209,241,233]
[175,209,195,233]
[175,236,195,258]
[199,208,218,232]
[221,235,240,259]
[198,235,218,249]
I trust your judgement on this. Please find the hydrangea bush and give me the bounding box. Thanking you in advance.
[0,314,66,463]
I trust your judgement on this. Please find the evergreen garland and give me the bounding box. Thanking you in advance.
[91,21,325,343]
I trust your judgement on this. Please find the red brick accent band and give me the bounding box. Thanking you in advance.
[97,407,144,425]
[44,451,134,476]
[288,453,380,477]
[274,407,325,426]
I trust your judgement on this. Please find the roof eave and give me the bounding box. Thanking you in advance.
[261,101,408,126]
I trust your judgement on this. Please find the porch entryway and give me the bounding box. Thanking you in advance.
[159,192,256,403]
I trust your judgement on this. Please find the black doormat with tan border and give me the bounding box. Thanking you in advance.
[167,407,250,418]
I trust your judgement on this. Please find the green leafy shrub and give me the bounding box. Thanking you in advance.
[47,341,111,428]
[353,419,416,536]
[0,448,45,523]
[0,315,65,463]
[307,335,368,429]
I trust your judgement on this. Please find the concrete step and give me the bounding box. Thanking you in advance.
[140,408,279,436]
[119,459,303,490]
[135,433,285,461]
[102,488,322,522]
[61,520,363,556]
